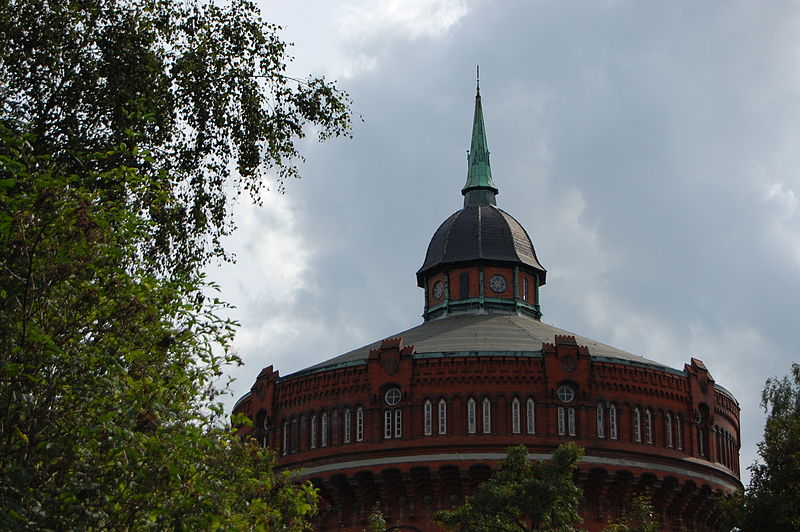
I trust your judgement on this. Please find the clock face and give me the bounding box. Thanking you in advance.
[432,280,444,300]
[489,274,507,294]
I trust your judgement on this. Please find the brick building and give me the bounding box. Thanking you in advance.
[234,85,742,531]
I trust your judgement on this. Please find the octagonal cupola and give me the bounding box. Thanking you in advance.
[417,81,546,321]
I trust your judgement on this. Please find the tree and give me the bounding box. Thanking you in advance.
[1,0,350,274]
[602,494,660,532]
[740,363,800,532]
[434,443,585,532]
[366,502,388,532]
[1,0,350,529]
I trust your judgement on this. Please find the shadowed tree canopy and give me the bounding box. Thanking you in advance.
[0,0,350,529]
[434,443,585,532]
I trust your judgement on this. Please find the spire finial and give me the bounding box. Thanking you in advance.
[462,70,498,207]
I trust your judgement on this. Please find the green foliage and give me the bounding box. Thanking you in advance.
[602,494,660,532]
[710,491,744,532]
[0,0,350,529]
[0,127,318,531]
[434,443,585,532]
[1,0,351,274]
[741,363,800,532]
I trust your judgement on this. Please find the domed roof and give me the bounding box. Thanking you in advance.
[416,86,546,287]
[416,204,546,285]
[293,313,676,376]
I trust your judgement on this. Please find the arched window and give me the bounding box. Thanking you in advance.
[459,272,470,299]
[321,412,329,447]
[526,398,535,434]
[557,385,575,437]
[384,410,392,439]
[282,421,288,455]
[383,388,403,440]
[255,410,268,448]
[310,414,317,449]
[343,408,351,444]
[482,398,492,434]
[597,403,605,438]
[698,405,709,457]
[645,409,653,444]
[522,277,529,301]
[385,409,402,439]
[438,399,447,435]
[511,398,521,434]
[424,400,433,436]
[467,398,477,434]
[394,409,402,438]
[567,408,576,436]
[356,407,364,442]
[609,404,618,440]
[675,414,683,450]
[633,407,642,442]
[666,412,673,448]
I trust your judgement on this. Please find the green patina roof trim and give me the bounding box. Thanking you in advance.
[428,297,537,312]
[414,350,543,359]
[590,355,686,376]
[462,85,498,200]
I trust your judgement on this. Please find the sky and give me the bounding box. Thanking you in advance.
[213,0,800,486]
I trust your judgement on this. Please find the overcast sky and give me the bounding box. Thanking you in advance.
[213,0,800,486]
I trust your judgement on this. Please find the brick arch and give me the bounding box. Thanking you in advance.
[467,463,492,492]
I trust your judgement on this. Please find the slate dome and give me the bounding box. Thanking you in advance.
[416,204,546,287]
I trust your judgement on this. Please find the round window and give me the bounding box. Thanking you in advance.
[557,385,575,403]
[385,387,402,406]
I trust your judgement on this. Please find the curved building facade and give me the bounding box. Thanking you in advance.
[234,86,741,531]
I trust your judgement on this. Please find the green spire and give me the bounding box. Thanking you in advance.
[462,70,498,207]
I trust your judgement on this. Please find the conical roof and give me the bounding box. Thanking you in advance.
[461,84,498,203]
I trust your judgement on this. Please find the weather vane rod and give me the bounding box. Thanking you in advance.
[476,65,480,91]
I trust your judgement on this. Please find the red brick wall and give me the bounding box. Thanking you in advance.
[235,337,741,531]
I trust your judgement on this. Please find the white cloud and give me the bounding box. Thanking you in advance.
[340,0,472,41]
[212,192,316,370]
[583,291,683,362]
[234,195,313,305]
[336,0,476,76]
[763,180,800,268]
[544,186,611,283]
